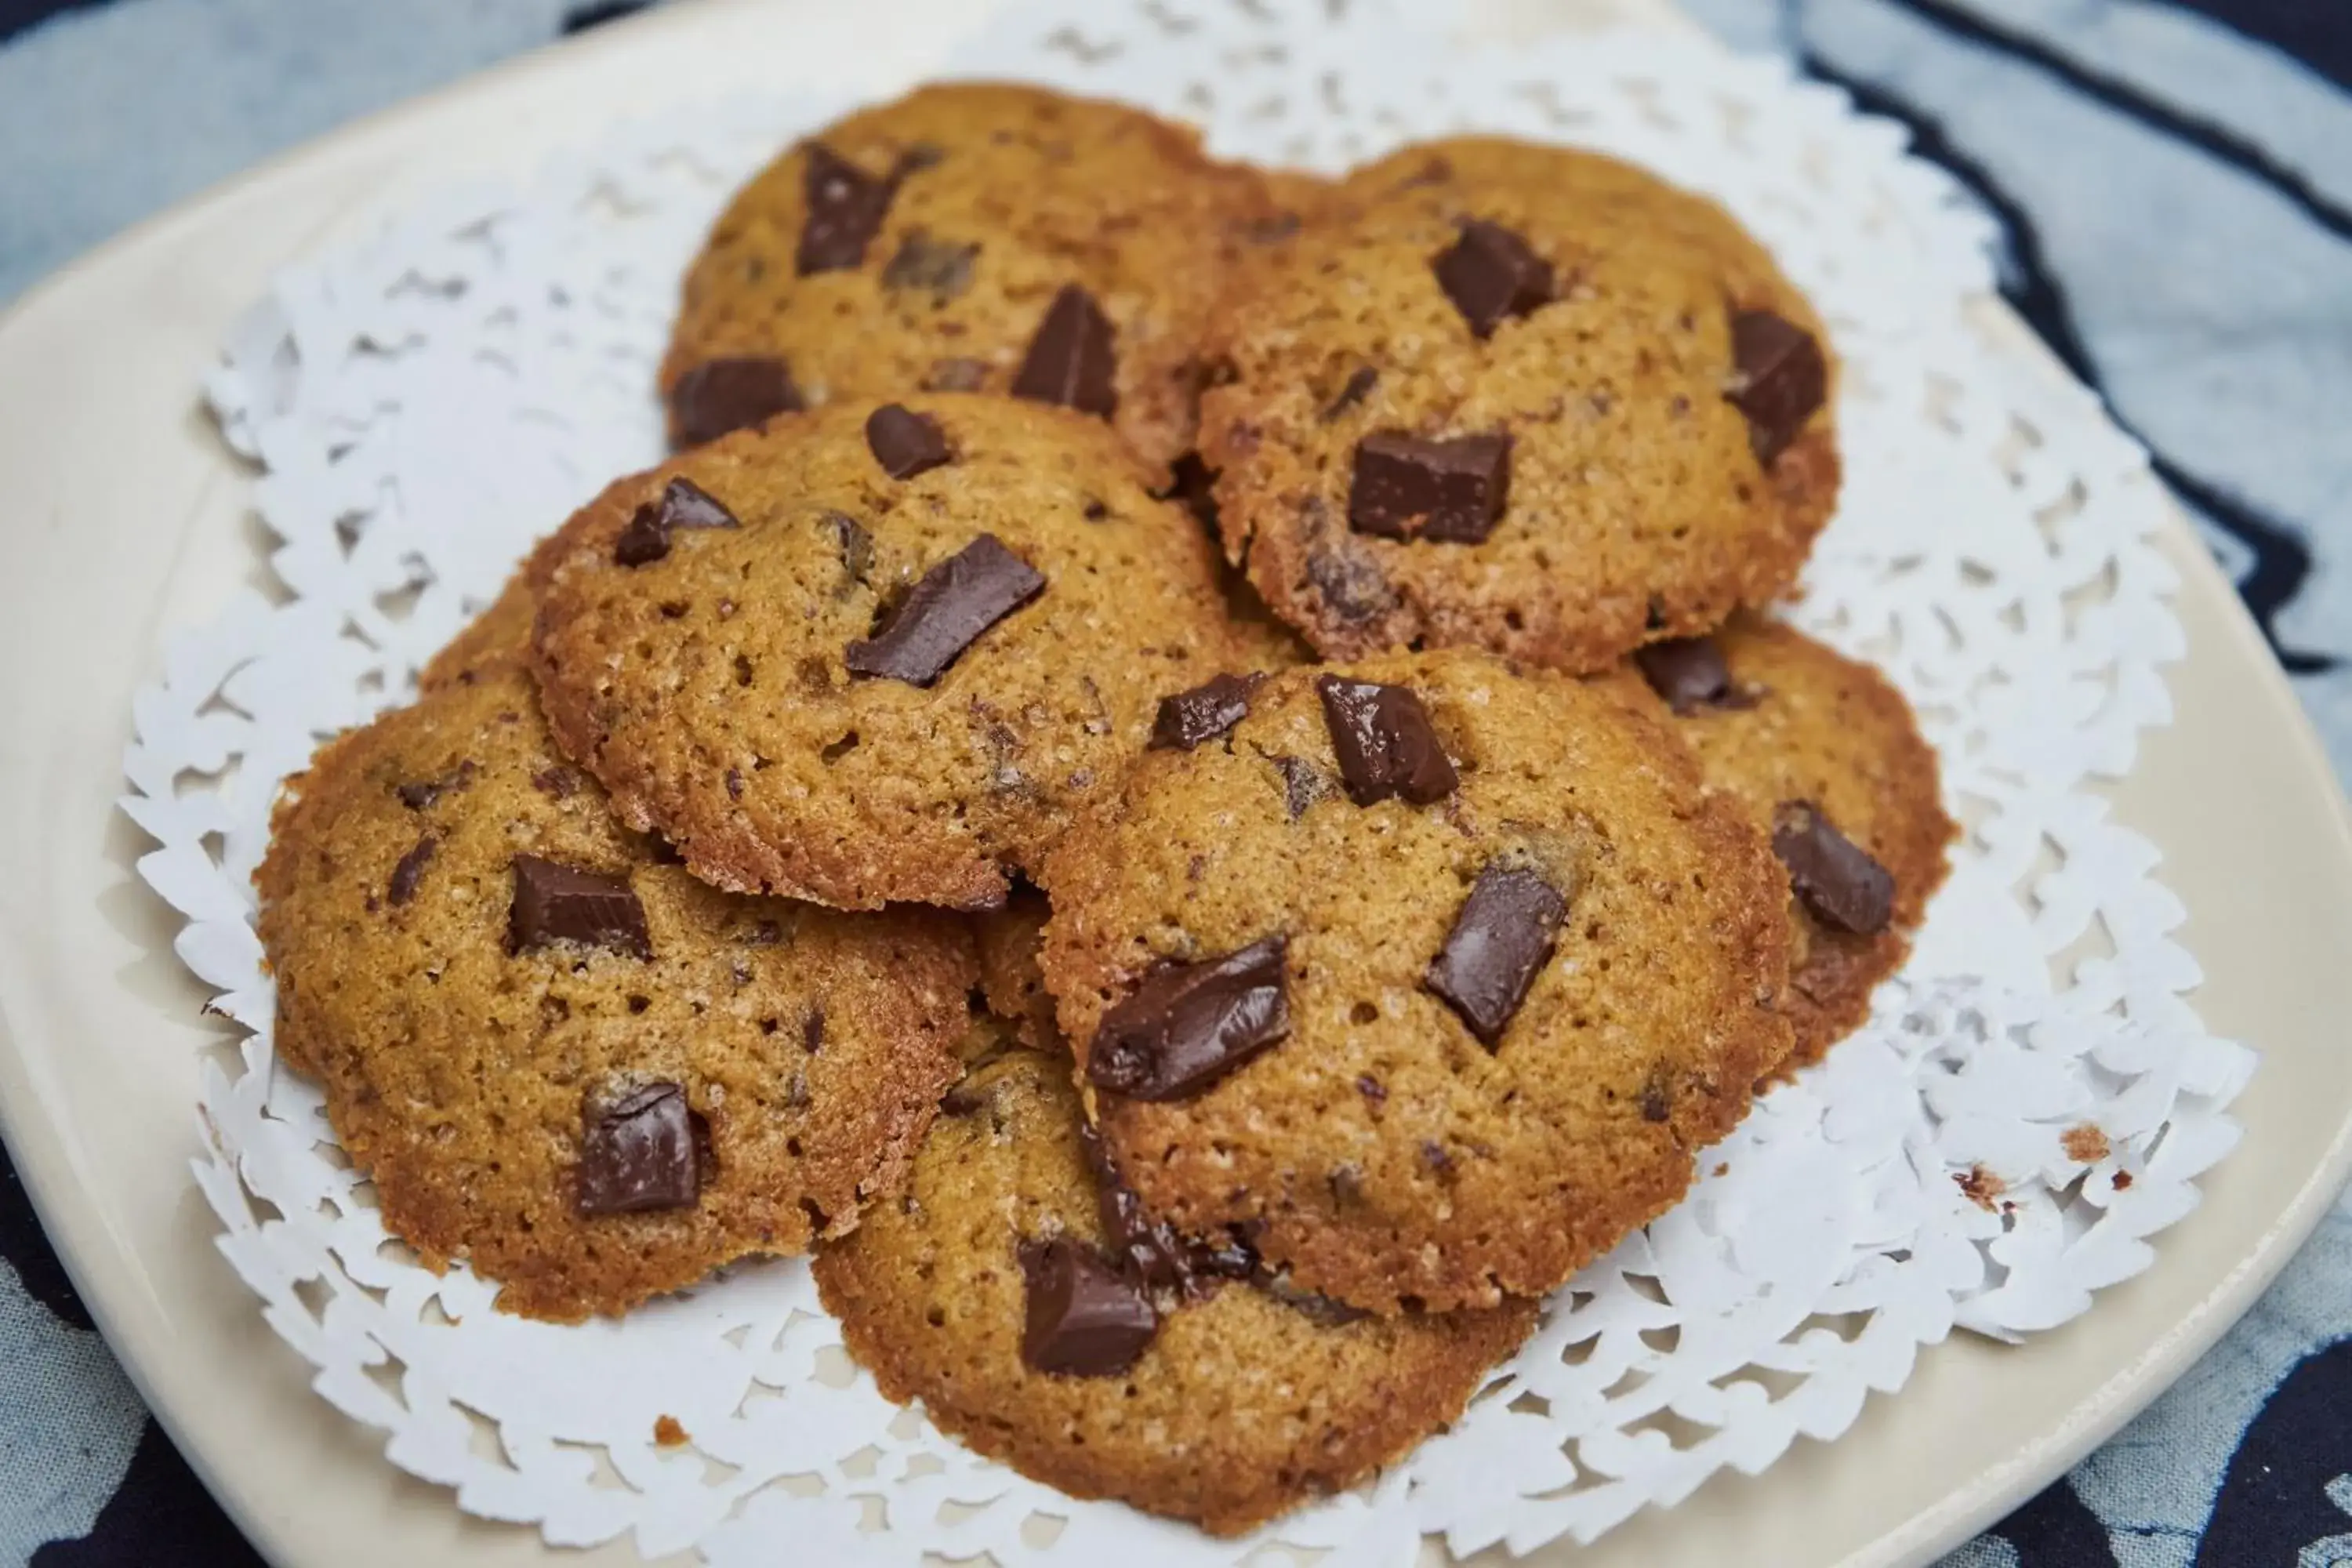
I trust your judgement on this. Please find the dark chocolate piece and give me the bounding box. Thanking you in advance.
[1011,285,1117,417]
[1322,366,1378,422]
[387,834,437,906]
[1772,800,1893,935]
[1348,430,1512,543]
[1087,935,1291,1102]
[1634,636,1733,715]
[1425,863,1570,1047]
[1079,1123,1256,1299]
[615,477,742,567]
[1149,672,1257,751]
[575,1083,699,1216]
[1018,1238,1157,1377]
[1727,310,1828,464]
[1433,219,1553,338]
[394,763,470,811]
[844,534,1045,687]
[1315,676,1459,806]
[864,404,952,480]
[797,142,895,274]
[507,855,652,960]
[882,231,978,303]
[670,358,803,448]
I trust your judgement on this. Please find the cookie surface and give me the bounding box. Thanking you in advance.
[1040,651,1791,1312]
[973,885,1059,1051]
[1622,616,1955,1065]
[530,396,1242,911]
[1199,137,1838,671]
[663,82,1279,476]
[811,1042,1534,1536]
[256,659,977,1321]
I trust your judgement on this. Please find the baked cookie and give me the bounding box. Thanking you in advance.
[662,82,1279,477]
[418,569,539,692]
[973,884,1059,1051]
[255,660,977,1321]
[1039,651,1791,1313]
[529,396,1242,912]
[1198,136,1838,672]
[1622,615,1955,1066]
[812,1041,1535,1535]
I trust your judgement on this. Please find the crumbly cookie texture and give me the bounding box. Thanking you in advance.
[1617,615,1955,1065]
[662,82,1284,477]
[254,659,976,1321]
[529,395,1242,912]
[1040,650,1791,1313]
[1199,137,1838,672]
[811,1042,1535,1536]
[972,885,1061,1052]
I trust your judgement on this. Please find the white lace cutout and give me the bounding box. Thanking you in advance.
[125,1,2253,1561]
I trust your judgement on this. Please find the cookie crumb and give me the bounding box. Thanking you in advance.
[653,1415,690,1447]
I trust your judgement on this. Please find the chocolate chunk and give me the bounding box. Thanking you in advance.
[1348,430,1512,543]
[1150,672,1258,750]
[1426,863,1570,1047]
[1316,676,1459,807]
[1087,935,1290,1102]
[1634,636,1733,714]
[1727,310,1828,464]
[1018,1238,1157,1377]
[1238,210,1303,245]
[670,358,803,448]
[844,534,1045,687]
[1772,801,1893,935]
[797,142,895,274]
[387,834,437,906]
[1433,219,1553,338]
[1079,1123,1254,1298]
[801,1006,825,1053]
[864,404,951,479]
[1322,366,1378,422]
[1639,1068,1673,1123]
[921,356,989,392]
[1274,755,1331,820]
[507,855,652,960]
[532,766,580,799]
[394,763,470,811]
[883,231,979,303]
[575,1083,699,1216]
[615,477,742,566]
[1011,285,1117,417]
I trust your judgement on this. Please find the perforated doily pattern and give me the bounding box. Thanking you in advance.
[123,2,2251,1561]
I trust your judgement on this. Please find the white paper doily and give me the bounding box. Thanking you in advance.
[120,2,2256,1563]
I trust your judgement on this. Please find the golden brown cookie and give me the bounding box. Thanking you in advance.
[418,570,539,692]
[529,396,1242,912]
[255,661,977,1321]
[1039,651,1791,1313]
[662,82,1281,477]
[1621,616,1955,1066]
[1198,137,1838,672]
[812,1042,1535,1536]
[973,884,1059,1052]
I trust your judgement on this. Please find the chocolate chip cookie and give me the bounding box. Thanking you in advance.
[812,1040,1535,1535]
[1623,615,1955,1065]
[662,82,1281,477]
[1198,136,1838,671]
[529,396,1242,911]
[255,660,977,1321]
[1038,651,1791,1313]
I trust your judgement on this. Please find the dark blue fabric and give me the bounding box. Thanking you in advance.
[2,1,2347,1563]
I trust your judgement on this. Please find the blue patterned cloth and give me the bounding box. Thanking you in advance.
[2,1,2346,1562]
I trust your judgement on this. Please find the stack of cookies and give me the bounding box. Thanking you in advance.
[255,82,1955,1535]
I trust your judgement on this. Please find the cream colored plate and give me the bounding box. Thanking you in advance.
[0,2,2346,1565]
